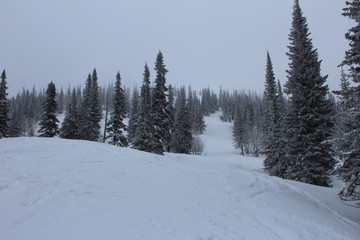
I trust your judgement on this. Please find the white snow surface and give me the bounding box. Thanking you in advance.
[1,113,360,240]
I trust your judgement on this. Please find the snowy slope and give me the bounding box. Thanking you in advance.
[0,113,360,240]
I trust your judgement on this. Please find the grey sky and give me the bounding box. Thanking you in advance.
[1,0,351,96]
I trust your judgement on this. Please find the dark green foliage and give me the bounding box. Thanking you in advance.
[233,105,246,155]
[78,69,102,141]
[190,91,206,134]
[38,82,59,137]
[283,0,335,187]
[60,88,79,139]
[0,70,9,138]
[127,88,139,144]
[336,0,360,200]
[152,51,171,154]
[263,53,287,177]
[172,87,193,154]
[106,72,128,147]
[132,64,162,153]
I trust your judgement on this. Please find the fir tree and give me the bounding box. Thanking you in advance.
[152,51,171,154]
[60,88,79,139]
[106,72,128,147]
[38,82,59,137]
[284,0,335,186]
[127,88,139,144]
[172,87,193,154]
[337,0,360,200]
[233,105,246,155]
[78,69,102,141]
[263,53,287,177]
[0,70,9,138]
[166,84,175,151]
[132,63,162,153]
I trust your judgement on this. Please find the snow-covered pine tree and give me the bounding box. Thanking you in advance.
[172,87,193,154]
[60,88,79,139]
[132,63,162,153]
[190,90,206,135]
[78,69,102,141]
[233,104,246,155]
[127,88,139,144]
[106,72,128,147]
[284,0,335,187]
[57,87,65,114]
[336,0,360,201]
[263,52,287,177]
[152,51,171,154]
[0,70,9,138]
[38,82,59,137]
[166,84,175,152]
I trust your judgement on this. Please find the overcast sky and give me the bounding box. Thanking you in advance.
[1,0,352,96]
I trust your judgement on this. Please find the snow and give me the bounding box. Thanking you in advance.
[1,113,360,240]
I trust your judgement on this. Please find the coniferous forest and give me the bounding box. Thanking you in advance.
[0,0,359,202]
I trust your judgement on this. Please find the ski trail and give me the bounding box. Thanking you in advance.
[202,113,238,157]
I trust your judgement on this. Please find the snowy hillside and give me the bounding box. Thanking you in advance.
[1,114,360,240]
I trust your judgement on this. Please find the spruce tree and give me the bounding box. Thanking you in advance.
[284,0,335,186]
[166,84,175,151]
[60,88,79,139]
[38,82,59,137]
[0,70,9,138]
[263,53,287,177]
[233,105,246,155]
[132,63,162,153]
[127,88,139,144]
[78,69,102,141]
[172,87,193,154]
[337,0,360,200]
[152,51,171,154]
[106,72,128,147]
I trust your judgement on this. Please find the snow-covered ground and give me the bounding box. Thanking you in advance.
[1,113,359,240]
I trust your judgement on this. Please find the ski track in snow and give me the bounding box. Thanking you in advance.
[0,112,360,240]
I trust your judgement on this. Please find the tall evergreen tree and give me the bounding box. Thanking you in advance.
[78,69,102,141]
[233,104,246,155]
[0,70,9,138]
[60,88,79,139]
[152,51,171,154]
[283,0,335,186]
[132,63,162,153]
[38,82,59,137]
[172,87,193,154]
[106,72,128,147]
[336,0,360,200]
[263,53,287,177]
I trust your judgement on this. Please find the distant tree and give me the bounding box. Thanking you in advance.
[60,88,79,139]
[283,0,335,186]
[172,87,192,154]
[336,0,360,201]
[166,84,175,151]
[152,51,171,154]
[127,88,139,144]
[106,72,128,147]
[0,70,9,138]
[38,82,59,137]
[233,105,246,155]
[57,87,65,114]
[132,63,162,153]
[190,91,206,134]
